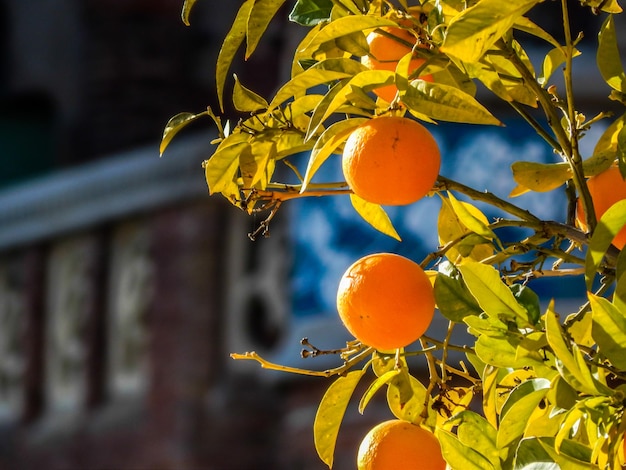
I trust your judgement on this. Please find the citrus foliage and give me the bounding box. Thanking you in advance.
[163,0,626,468]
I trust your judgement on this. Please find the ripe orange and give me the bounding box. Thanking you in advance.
[361,26,433,103]
[342,116,441,206]
[575,165,626,249]
[336,253,435,350]
[357,419,446,470]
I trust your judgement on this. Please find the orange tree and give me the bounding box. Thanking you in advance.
[161,0,626,468]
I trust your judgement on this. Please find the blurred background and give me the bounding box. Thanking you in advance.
[0,1,622,469]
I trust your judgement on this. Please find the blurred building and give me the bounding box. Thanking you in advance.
[0,1,623,469]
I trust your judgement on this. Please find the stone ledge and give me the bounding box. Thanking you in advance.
[0,133,212,250]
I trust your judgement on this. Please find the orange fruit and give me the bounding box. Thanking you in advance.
[342,116,440,206]
[357,419,446,470]
[361,26,433,103]
[575,165,626,249]
[336,253,435,350]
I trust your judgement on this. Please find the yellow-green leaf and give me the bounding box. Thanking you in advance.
[216,0,255,111]
[447,192,497,240]
[440,0,540,63]
[302,15,397,54]
[302,118,367,191]
[350,194,401,241]
[513,17,563,50]
[204,140,249,195]
[437,195,494,262]
[437,429,496,470]
[597,15,626,92]
[358,369,399,414]
[246,0,288,59]
[540,47,581,86]
[402,80,501,125]
[160,111,209,156]
[510,161,571,194]
[457,261,530,326]
[585,200,626,288]
[271,58,366,109]
[233,75,269,112]
[590,293,626,369]
[181,0,198,26]
[314,369,365,468]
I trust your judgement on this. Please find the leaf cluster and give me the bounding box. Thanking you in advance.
[164,0,626,468]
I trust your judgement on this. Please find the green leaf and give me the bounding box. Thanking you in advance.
[181,0,199,26]
[513,17,563,50]
[204,137,249,195]
[437,193,493,261]
[590,293,626,369]
[232,75,269,112]
[160,111,209,156]
[402,80,501,125]
[307,71,394,138]
[289,0,334,26]
[584,200,626,288]
[510,284,541,325]
[301,117,366,191]
[544,304,603,396]
[350,195,401,241]
[387,373,434,425]
[500,378,550,421]
[437,429,496,470]
[270,66,357,110]
[434,272,483,322]
[440,0,540,63]
[246,0,288,59]
[314,369,365,468]
[216,0,255,111]
[475,335,542,369]
[539,47,580,87]
[457,261,531,326]
[515,437,595,470]
[597,15,626,93]
[497,385,549,451]
[302,15,397,53]
[448,411,500,467]
[358,369,399,414]
[447,192,497,240]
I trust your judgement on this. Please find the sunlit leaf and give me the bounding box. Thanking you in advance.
[358,369,399,414]
[302,15,397,53]
[301,117,367,191]
[233,75,269,112]
[437,428,496,470]
[544,303,604,396]
[440,0,540,62]
[497,385,549,450]
[350,195,401,241]
[403,80,502,125]
[590,293,626,369]
[307,71,394,138]
[434,272,483,322]
[247,0,288,58]
[438,195,494,262]
[513,17,563,50]
[448,411,499,467]
[216,0,255,111]
[539,47,580,86]
[289,0,334,26]
[584,200,626,288]
[597,15,626,92]
[314,369,366,468]
[204,138,249,195]
[181,0,198,26]
[160,111,209,156]
[457,261,531,326]
[271,68,357,110]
